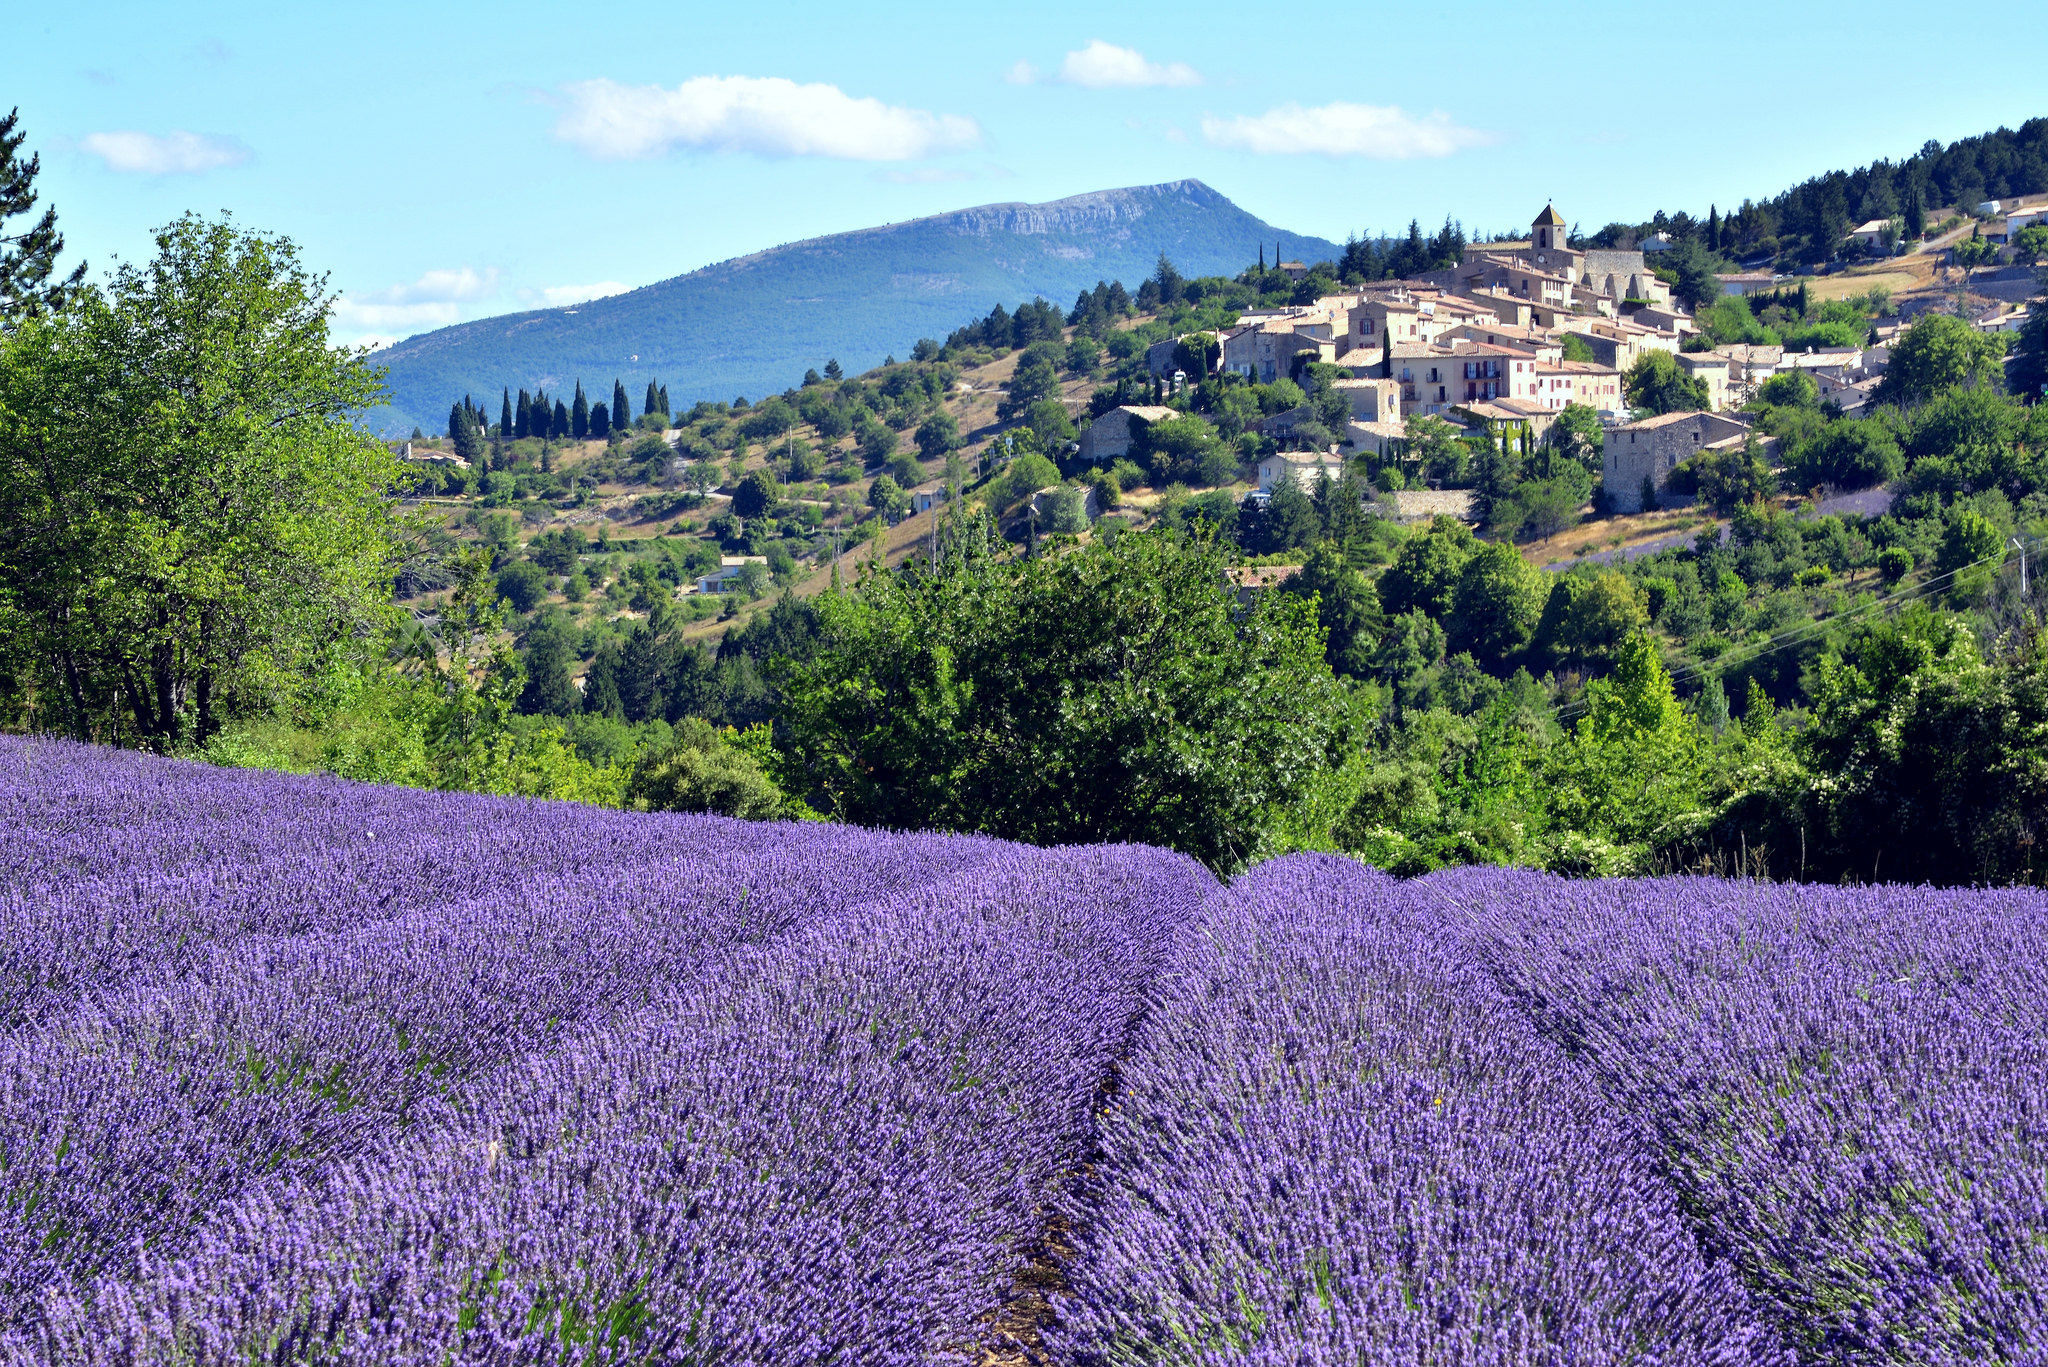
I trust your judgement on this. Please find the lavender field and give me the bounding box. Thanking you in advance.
[2,736,2044,1364]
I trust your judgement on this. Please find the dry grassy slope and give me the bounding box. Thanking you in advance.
[452,324,1159,648]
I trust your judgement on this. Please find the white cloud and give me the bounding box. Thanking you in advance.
[554,76,980,161]
[331,267,500,334]
[1059,40,1200,89]
[541,281,630,306]
[1005,60,1038,85]
[80,130,249,175]
[1200,102,1490,158]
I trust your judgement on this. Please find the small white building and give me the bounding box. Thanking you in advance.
[696,555,767,594]
[1256,452,1345,494]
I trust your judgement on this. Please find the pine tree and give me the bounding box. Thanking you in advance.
[0,108,88,321]
[824,358,843,381]
[572,381,589,439]
[590,401,609,440]
[613,379,630,428]
[644,380,660,418]
[514,390,531,440]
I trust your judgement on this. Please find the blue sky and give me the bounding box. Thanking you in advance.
[10,0,2046,347]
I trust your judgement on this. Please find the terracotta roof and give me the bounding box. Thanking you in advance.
[1620,410,1715,431]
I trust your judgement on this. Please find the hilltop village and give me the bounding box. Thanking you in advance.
[401,191,2040,654]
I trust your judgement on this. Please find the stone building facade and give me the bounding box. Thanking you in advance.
[1603,411,1753,512]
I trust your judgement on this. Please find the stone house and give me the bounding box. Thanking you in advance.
[1077,405,1178,463]
[1603,411,1753,512]
[1256,452,1346,493]
[1450,397,1558,444]
[1344,419,1406,458]
[1222,318,1336,382]
[1331,376,1402,422]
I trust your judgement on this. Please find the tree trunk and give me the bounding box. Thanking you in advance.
[59,648,89,742]
[123,661,158,741]
[194,609,215,746]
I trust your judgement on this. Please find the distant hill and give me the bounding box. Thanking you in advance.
[369,180,1340,436]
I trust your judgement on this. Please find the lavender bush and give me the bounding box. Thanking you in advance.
[1434,867,2048,1360]
[4,737,2047,1364]
[1048,854,1784,1364]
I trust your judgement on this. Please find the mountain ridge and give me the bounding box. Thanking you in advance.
[369,180,1341,434]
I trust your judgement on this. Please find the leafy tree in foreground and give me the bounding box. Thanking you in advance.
[0,213,400,748]
[776,530,1356,870]
[0,108,86,323]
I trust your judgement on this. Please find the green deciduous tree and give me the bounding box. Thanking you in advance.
[1378,517,1475,620]
[1547,632,1706,848]
[627,716,789,820]
[1874,312,2007,407]
[1785,418,1904,491]
[915,408,960,460]
[0,213,402,748]
[1624,350,1711,415]
[776,530,1355,870]
[1447,540,1549,669]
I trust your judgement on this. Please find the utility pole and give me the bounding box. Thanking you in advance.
[2014,537,2029,597]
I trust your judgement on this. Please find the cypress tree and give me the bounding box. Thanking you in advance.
[1707,205,1721,251]
[514,390,531,439]
[518,633,580,717]
[1905,182,1926,239]
[500,389,512,440]
[572,381,589,439]
[657,385,670,416]
[644,380,660,418]
[533,390,551,440]
[447,401,465,442]
[613,378,630,428]
[590,401,609,439]
[553,399,570,437]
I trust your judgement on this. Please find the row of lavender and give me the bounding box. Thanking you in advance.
[4,737,2046,1363]
[1053,857,2048,1363]
[0,739,1211,1362]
